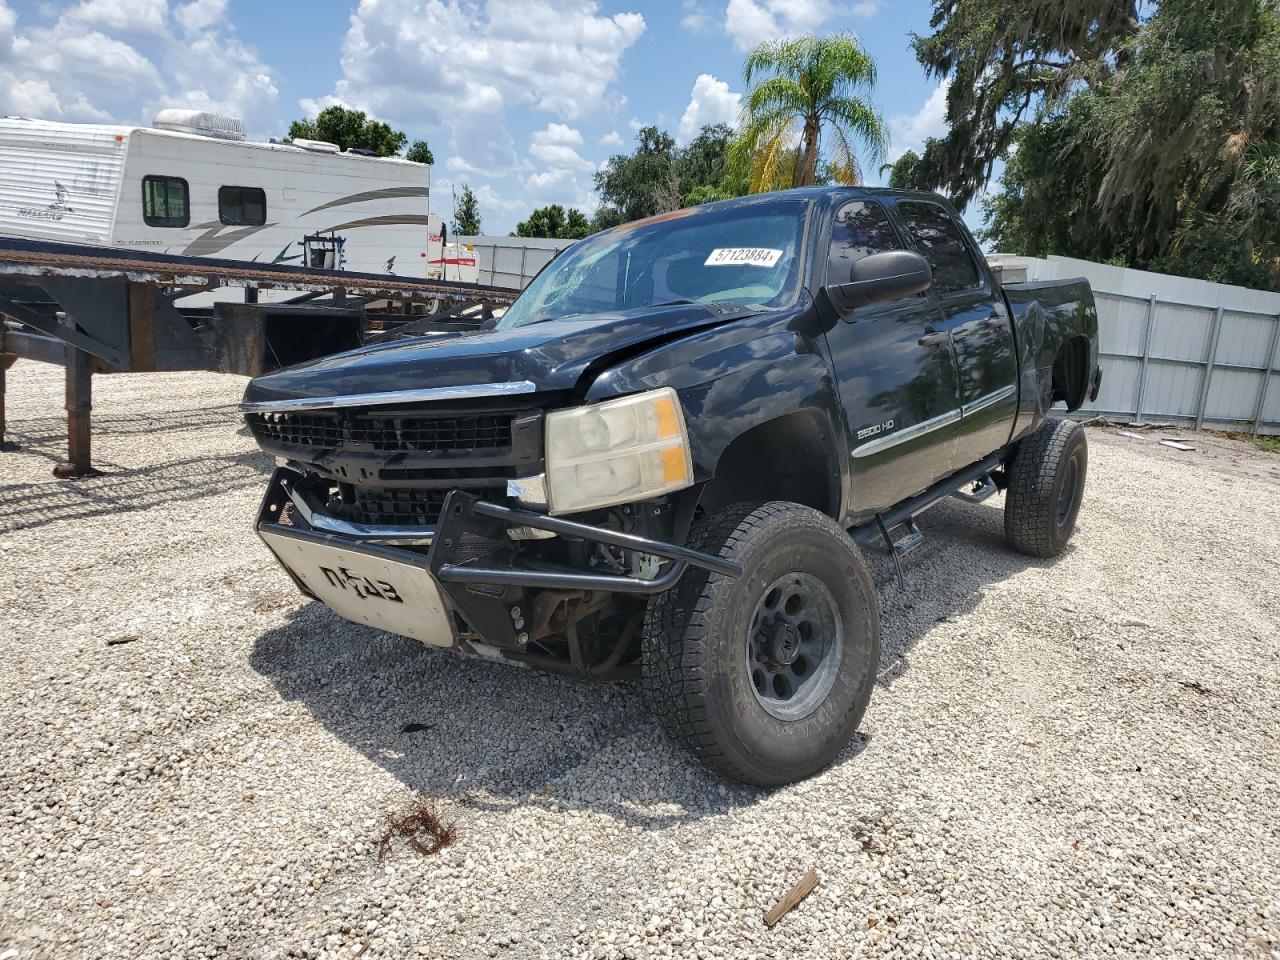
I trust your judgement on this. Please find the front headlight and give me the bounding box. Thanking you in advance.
[544,387,694,515]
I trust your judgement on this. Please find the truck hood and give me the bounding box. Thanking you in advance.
[241,303,741,406]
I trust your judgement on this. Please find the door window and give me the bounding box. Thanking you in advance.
[827,200,900,285]
[218,186,267,226]
[141,175,189,228]
[895,201,979,295]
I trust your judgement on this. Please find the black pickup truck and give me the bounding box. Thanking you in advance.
[243,187,1100,786]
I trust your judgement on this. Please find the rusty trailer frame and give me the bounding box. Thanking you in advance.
[0,237,518,477]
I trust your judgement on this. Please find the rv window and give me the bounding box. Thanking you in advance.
[218,186,267,226]
[141,176,190,228]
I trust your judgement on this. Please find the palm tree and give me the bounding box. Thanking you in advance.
[738,33,889,192]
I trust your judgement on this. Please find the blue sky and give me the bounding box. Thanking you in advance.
[0,0,953,234]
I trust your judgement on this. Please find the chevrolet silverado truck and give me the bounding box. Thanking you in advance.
[242,187,1101,786]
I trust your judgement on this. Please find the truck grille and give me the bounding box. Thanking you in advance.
[248,401,543,530]
[352,485,506,527]
[247,409,515,453]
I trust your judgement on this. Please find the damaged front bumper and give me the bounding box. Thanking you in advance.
[255,467,740,659]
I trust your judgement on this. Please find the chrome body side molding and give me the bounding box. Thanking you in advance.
[852,408,961,459]
[961,384,1017,417]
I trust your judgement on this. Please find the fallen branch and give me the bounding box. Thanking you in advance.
[764,868,819,928]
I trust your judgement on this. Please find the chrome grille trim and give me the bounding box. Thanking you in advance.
[240,380,538,413]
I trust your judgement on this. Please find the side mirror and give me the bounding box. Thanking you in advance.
[826,250,932,314]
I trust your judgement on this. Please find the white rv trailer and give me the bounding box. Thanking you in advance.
[0,111,480,287]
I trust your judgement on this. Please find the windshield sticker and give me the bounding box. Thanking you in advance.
[704,247,784,268]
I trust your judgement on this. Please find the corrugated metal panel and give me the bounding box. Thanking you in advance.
[0,118,130,245]
[1263,374,1280,422]
[1145,364,1203,418]
[1095,355,1141,412]
[1208,368,1264,420]
[1151,302,1216,362]
[457,235,574,289]
[1216,311,1274,366]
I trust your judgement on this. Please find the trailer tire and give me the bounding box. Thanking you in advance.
[1004,417,1088,558]
[642,502,879,786]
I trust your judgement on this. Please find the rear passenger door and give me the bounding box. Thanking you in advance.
[894,200,1019,468]
[821,199,962,516]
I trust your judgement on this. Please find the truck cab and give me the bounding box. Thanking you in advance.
[244,187,1100,786]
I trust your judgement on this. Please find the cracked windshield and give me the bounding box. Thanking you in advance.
[499,199,808,328]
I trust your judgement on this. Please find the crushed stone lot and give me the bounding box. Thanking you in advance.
[2,359,1279,960]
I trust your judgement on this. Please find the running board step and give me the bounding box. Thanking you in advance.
[888,518,924,557]
[952,473,999,504]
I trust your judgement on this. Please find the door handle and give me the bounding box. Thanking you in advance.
[918,331,949,346]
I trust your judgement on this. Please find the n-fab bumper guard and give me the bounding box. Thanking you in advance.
[255,467,741,654]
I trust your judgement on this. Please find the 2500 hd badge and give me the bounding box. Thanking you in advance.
[244,186,1101,786]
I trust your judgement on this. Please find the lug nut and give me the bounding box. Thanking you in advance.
[517,632,529,645]
[510,606,522,620]
[514,617,525,630]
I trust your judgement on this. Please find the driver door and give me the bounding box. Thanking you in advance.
[821,199,962,517]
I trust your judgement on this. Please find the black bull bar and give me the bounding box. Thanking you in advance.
[255,468,741,653]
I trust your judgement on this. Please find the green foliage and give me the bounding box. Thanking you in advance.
[932,0,1280,290]
[513,204,592,239]
[591,123,745,228]
[452,184,482,236]
[405,140,434,165]
[878,143,946,191]
[593,126,680,226]
[738,32,888,191]
[288,106,407,157]
[911,0,1140,206]
[677,124,735,200]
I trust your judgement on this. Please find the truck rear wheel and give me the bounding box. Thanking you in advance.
[642,502,880,786]
[1004,417,1088,558]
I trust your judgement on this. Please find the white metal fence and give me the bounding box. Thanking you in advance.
[990,255,1280,436]
[456,235,575,290]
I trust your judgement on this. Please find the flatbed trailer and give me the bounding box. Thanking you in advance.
[0,237,518,477]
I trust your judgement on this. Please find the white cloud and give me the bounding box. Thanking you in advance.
[523,120,599,213]
[530,144,595,172]
[532,122,584,148]
[0,0,278,132]
[314,0,644,217]
[598,130,624,147]
[67,0,168,35]
[523,166,598,213]
[723,0,835,52]
[529,122,594,171]
[682,0,710,30]
[174,0,228,34]
[888,80,948,162]
[677,73,740,144]
[851,0,879,15]
[0,0,14,52]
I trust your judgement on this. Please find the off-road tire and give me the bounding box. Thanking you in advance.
[1004,417,1088,558]
[642,502,880,786]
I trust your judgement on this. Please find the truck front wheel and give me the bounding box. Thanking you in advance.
[642,502,880,786]
[1004,417,1088,558]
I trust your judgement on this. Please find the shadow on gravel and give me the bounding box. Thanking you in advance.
[5,403,242,446]
[249,496,1062,826]
[0,448,272,534]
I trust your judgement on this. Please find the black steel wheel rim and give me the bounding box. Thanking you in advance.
[1057,454,1080,528]
[746,572,843,721]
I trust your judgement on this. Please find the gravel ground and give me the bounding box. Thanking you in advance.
[2,359,1279,960]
